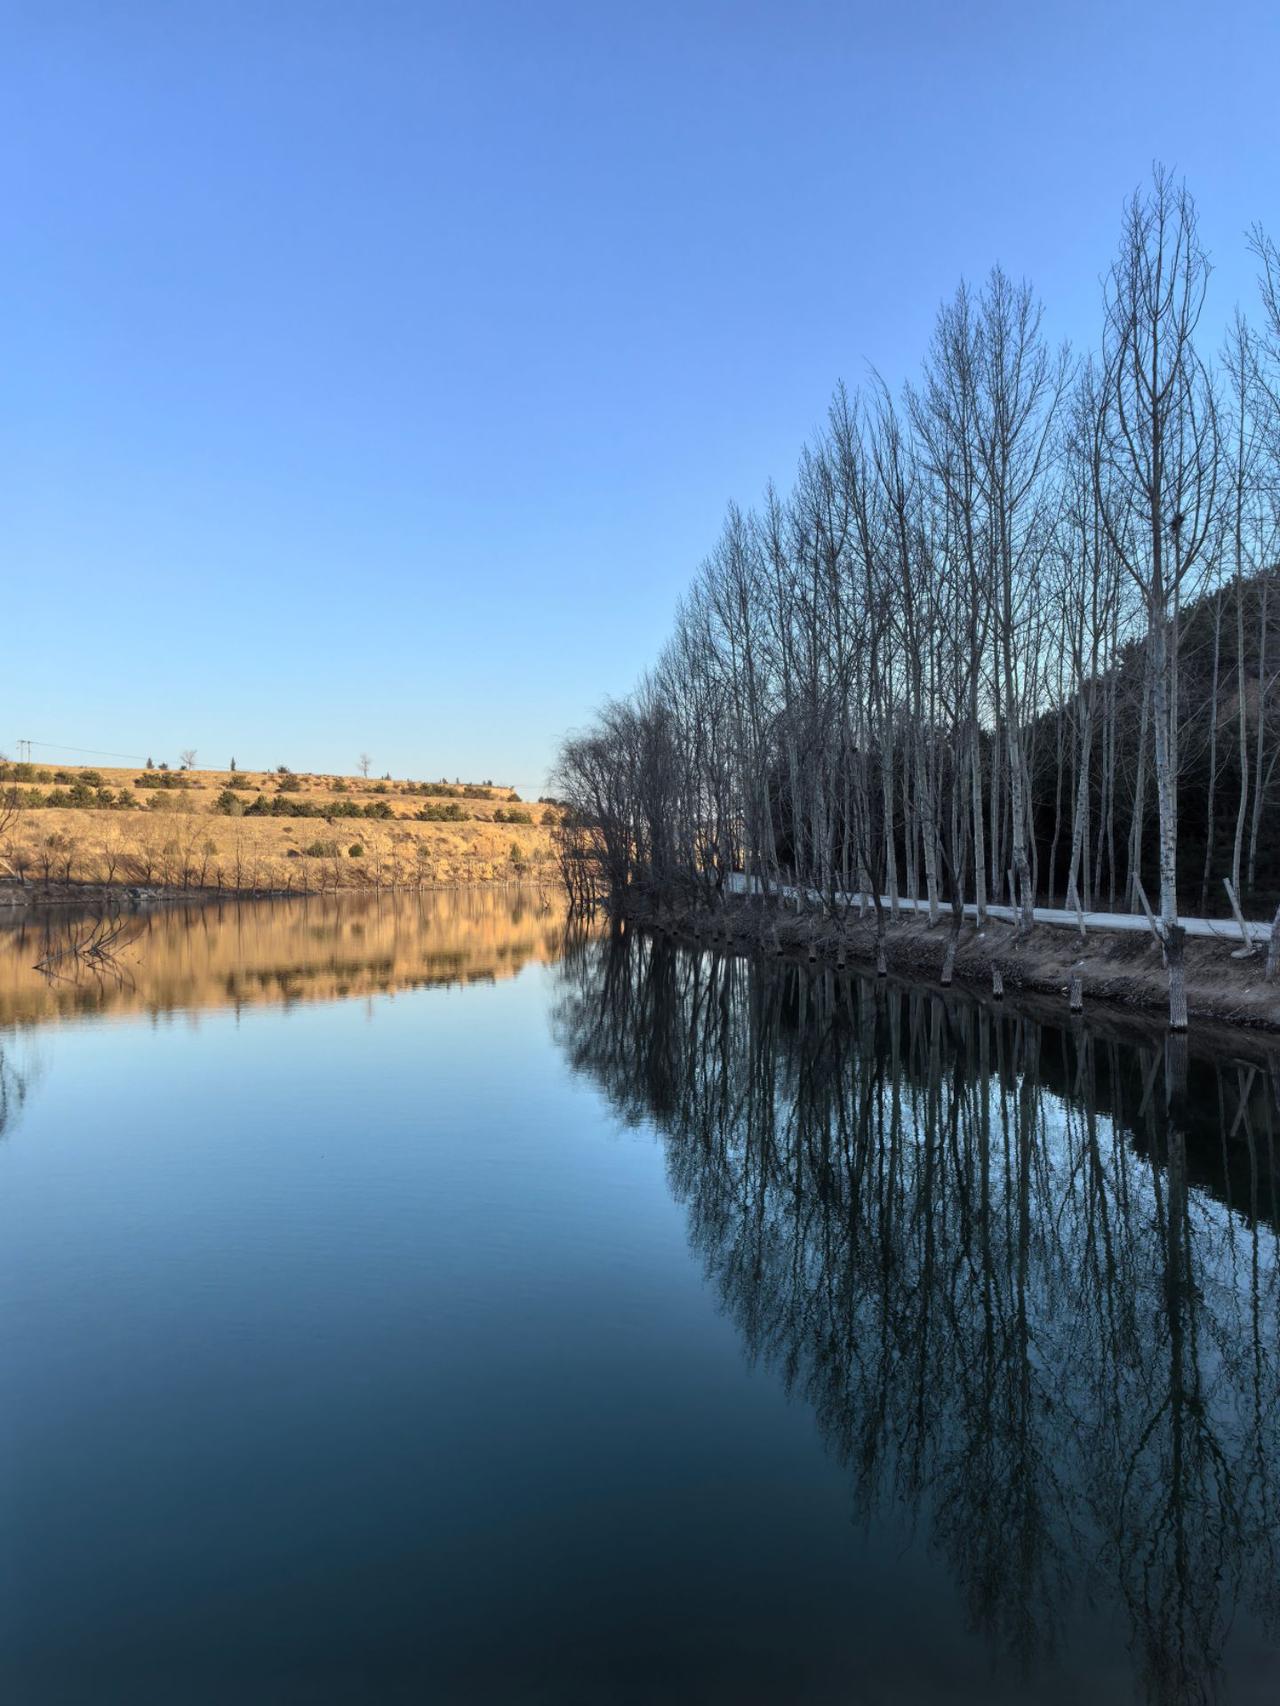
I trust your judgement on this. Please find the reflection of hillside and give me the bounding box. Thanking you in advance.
[0,889,567,1026]
[554,932,1280,1704]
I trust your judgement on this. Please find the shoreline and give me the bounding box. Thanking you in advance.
[624,894,1280,1036]
[9,876,1280,1037]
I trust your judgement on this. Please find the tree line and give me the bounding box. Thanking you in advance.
[556,171,1280,950]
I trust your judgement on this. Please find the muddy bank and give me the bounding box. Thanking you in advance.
[0,880,256,913]
[626,894,1280,1034]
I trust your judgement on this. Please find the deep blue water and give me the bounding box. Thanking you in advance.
[1,894,1278,1704]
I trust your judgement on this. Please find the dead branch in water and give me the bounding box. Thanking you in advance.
[34,913,143,986]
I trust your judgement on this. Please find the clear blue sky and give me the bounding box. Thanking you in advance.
[4,1,1277,789]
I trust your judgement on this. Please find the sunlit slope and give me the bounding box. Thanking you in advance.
[0,762,560,891]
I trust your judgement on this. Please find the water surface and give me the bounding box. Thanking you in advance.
[1,893,1278,1704]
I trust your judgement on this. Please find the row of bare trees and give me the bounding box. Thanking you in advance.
[557,172,1280,941]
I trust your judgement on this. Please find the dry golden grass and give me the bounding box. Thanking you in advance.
[1,763,560,893]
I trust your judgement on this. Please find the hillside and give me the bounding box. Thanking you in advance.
[1026,566,1280,918]
[0,761,560,896]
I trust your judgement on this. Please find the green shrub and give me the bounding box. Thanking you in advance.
[348,843,364,858]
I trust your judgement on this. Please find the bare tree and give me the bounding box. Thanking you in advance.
[0,771,26,879]
[1095,169,1219,928]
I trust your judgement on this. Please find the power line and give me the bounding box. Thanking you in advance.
[17,738,150,763]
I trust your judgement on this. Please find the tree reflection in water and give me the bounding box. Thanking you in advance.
[554,928,1280,1703]
[0,1039,26,1141]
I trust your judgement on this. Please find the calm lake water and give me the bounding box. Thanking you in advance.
[1,890,1278,1705]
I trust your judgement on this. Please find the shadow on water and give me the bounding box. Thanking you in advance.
[553,926,1280,1705]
